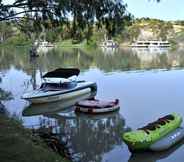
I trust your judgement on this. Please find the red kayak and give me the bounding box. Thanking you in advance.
[75,99,120,114]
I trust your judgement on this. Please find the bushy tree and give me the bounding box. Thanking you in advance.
[0,0,132,41]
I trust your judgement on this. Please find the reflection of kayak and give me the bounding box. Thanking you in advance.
[123,113,182,152]
[75,99,119,114]
[22,91,96,116]
[128,137,184,162]
[150,127,184,151]
[22,68,97,104]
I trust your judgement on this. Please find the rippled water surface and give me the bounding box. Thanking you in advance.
[0,47,184,162]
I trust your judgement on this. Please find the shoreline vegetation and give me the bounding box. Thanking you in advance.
[0,18,184,49]
[0,113,68,162]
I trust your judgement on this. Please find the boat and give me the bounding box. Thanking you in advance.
[22,68,97,104]
[34,40,55,53]
[130,40,170,48]
[150,127,184,151]
[122,113,182,152]
[22,91,96,116]
[100,40,119,48]
[75,99,120,114]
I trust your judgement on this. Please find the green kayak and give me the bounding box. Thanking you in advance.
[122,113,182,152]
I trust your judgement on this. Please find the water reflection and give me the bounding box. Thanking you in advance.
[131,47,169,55]
[23,95,125,162]
[23,91,96,116]
[1,47,184,74]
[100,47,118,55]
[53,112,125,162]
[0,75,13,114]
[1,46,184,162]
[129,138,184,162]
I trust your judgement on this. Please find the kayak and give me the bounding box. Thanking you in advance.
[75,99,120,114]
[122,113,182,152]
[150,127,184,151]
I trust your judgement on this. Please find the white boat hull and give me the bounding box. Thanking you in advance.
[22,82,97,104]
[25,88,91,104]
[76,104,120,114]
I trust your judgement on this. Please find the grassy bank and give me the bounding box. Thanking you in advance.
[56,39,97,49]
[0,114,68,162]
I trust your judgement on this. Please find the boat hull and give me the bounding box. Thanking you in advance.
[75,99,120,114]
[76,104,120,114]
[22,82,97,104]
[150,127,184,151]
[27,88,91,104]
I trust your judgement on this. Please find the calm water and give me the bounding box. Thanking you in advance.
[0,47,184,162]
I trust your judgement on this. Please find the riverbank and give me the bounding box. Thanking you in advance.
[0,113,68,162]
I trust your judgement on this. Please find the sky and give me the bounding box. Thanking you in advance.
[3,0,184,21]
[123,0,184,21]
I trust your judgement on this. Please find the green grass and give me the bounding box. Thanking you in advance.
[56,39,97,49]
[0,114,68,162]
[56,39,86,48]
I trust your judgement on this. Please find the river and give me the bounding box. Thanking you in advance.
[0,46,184,162]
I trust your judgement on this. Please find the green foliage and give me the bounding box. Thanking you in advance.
[174,20,184,26]
[0,0,132,44]
[0,88,13,101]
[0,22,14,43]
[0,114,68,162]
[46,30,59,43]
[5,33,30,46]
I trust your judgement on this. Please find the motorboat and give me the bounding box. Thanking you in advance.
[99,40,119,48]
[130,40,170,48]
[22,68,97,104]
[22,91,96,116]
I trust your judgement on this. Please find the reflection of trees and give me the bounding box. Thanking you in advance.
[1,47,184,75]
[93,48,141,72]
[0,76,13,113]
[48,112,125,162]
[0,47,29,71]
[0,76,12,101]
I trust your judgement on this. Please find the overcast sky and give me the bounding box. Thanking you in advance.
[123,0,184,21]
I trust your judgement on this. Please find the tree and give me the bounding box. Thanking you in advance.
[0,0,131,44]
[0,22,14,43]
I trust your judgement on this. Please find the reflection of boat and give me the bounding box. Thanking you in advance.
[128,138,184,162]
[130,40,170,48]
[22,68,97,104]
[22,91,96,116]
[131,46,169,55]
[101,46,118,55]
[75,99,120,114]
